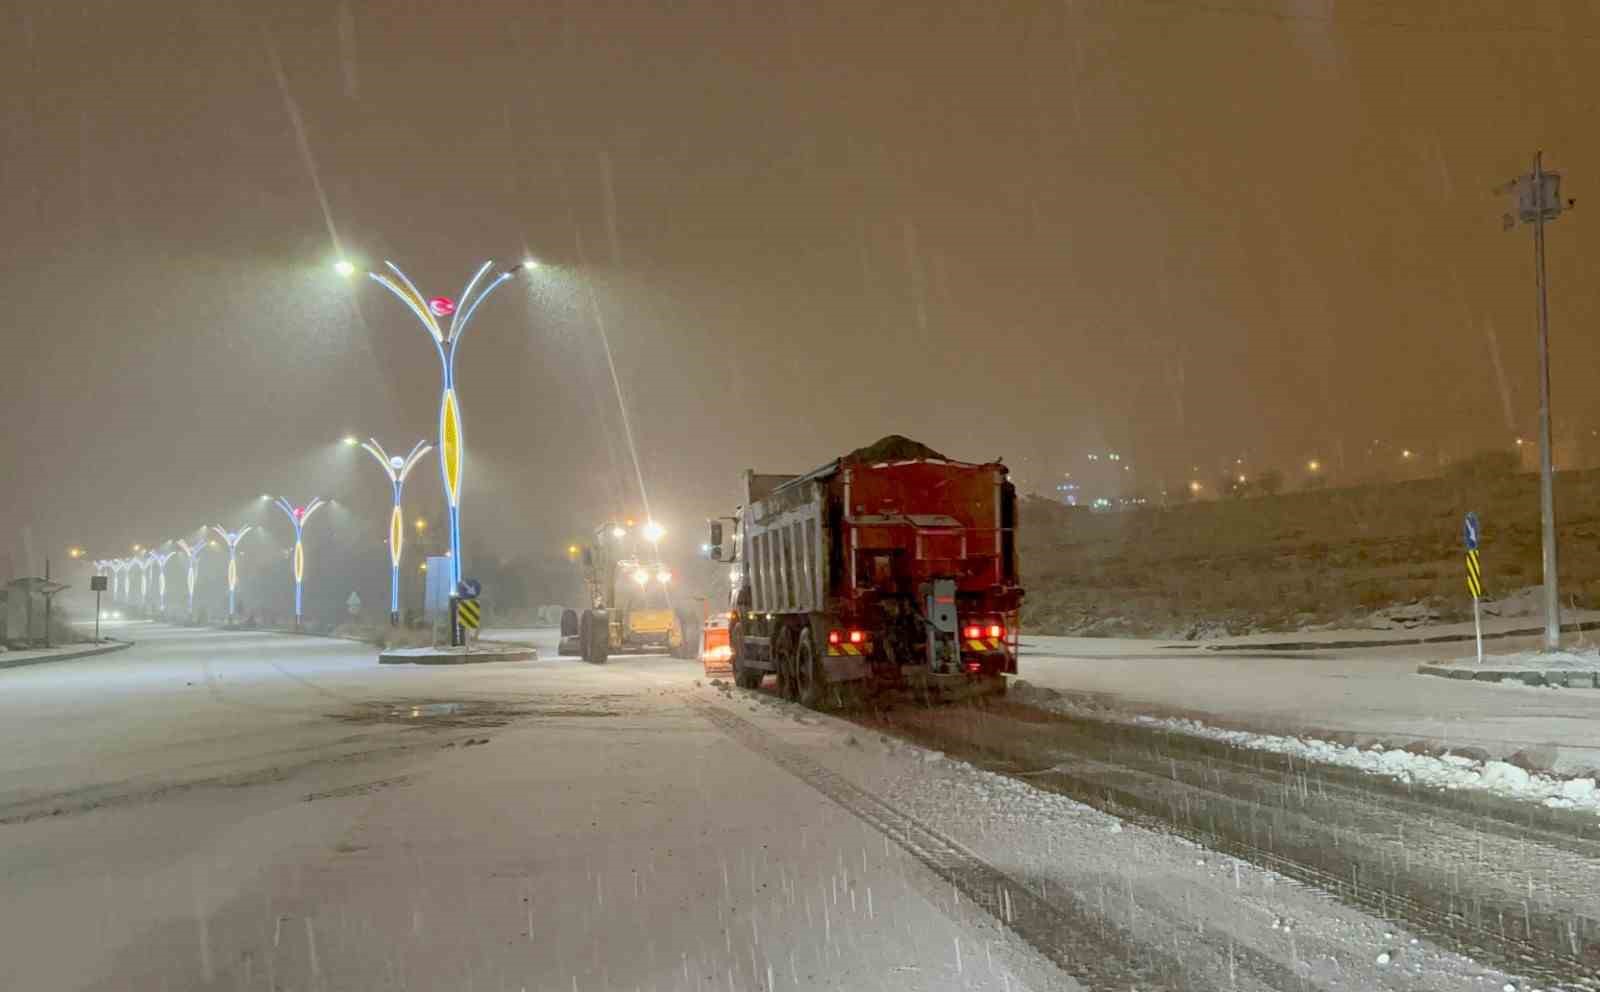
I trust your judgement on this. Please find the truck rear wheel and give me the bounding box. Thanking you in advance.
[773,626,798,701]
[794,629,823,708]
[582,609,609,665]
[671,608,700,660]
[731,622,762,689]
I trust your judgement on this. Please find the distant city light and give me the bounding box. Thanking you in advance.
[1307,460,1321,472]
[1402,449,1413,459]
[68,547,83,559]
[1189,481,1202,493]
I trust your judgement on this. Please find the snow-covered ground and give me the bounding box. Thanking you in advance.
[1,624,1570,990]
[1019,632,1600,779]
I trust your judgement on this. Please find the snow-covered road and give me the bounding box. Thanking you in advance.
[0,625,1566,990]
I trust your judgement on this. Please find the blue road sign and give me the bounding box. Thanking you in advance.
[457,578,482,600]
[1463,512,1480,551]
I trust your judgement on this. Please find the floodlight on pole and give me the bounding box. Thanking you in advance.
[269,497,327,628]
[210,525,254,621]
[357,437,434,624]
[176,535,207,618]
[367,259,520,588]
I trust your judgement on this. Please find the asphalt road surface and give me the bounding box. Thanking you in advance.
[0,624,1565,991]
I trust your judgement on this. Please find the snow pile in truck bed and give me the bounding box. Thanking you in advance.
[845,434,950,464]
[1138,715,1600,815]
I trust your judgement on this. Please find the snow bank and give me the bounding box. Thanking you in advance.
[1464,648,1600,671]
[1127,715,1600,816]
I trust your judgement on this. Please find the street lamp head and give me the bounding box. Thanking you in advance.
[522,258,540,271]
[642,521,666,544]
[1307,460,1321,473]
[343,435,359,446]
[389,455,405,470]
[334,259,356,278]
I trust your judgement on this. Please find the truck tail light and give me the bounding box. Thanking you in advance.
[828,629,841,645]
[962,624,982,639]
[848,629,865,644]
[965,661,983,673]
[987,623,1004,639]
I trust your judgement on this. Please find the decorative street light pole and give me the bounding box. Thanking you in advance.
[150,546,178,616]
[137,552,154,611]
[107,559,125,604]
[268,497,327,629]
[177,535,207,620]
[365,260,520,589]
[357,437,434,625]
[210,526,254,622]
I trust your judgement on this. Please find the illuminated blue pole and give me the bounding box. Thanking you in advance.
[150,547,178,616]
[269,497,326,627]
[210,526,254,621]
[367,260,519,589]
[137,553,153,611]
[357,438,433,624]
[177,536,207,618]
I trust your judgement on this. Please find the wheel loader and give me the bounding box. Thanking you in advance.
[557,521,698,664]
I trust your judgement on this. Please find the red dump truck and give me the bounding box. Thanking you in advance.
[706,436,1021,706]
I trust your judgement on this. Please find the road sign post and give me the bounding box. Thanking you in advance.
[1464,512,1484,664]
[89,574,107,642]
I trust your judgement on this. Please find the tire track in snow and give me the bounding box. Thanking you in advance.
[689,699,1314,992]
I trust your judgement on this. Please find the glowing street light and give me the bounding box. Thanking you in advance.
[176,535,207,618]
[611,525,627,539]
[1307,459,1321,473]
[68,546,83,560]
[268,497,327,628]
[642,520,666,544]
[334,259,356,278]
[210,525,255,621]
[150,546,178,615]
[367,259,523,588]
[357,437,434,624]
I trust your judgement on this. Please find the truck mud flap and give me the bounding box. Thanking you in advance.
[821,653,869,682]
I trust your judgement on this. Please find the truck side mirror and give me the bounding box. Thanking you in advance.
[707,521,724,561]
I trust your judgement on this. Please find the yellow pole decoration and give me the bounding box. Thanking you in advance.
[390,506,404,570]
[440,388,462,508]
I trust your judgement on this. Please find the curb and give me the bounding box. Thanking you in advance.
[1193,618,1600,653]
[378,646,540,665]
[0,639,133,670]
[1416,662,1600,688]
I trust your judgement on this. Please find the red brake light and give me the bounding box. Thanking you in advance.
[987,623,1003,638]
[962,625,982,639]
[848,630,864,644]
[828,630,841,645]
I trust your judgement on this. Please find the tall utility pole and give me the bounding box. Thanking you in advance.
[1500,152,1573,651]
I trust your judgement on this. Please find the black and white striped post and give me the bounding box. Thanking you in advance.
[1464,511,1483,664]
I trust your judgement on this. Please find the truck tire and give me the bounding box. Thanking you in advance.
[560,608,579,637]
[671,609,700,660]
[794,629,824,708]
[582,610,609,665]
[731,622,762,689]
[773,626,798,701]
